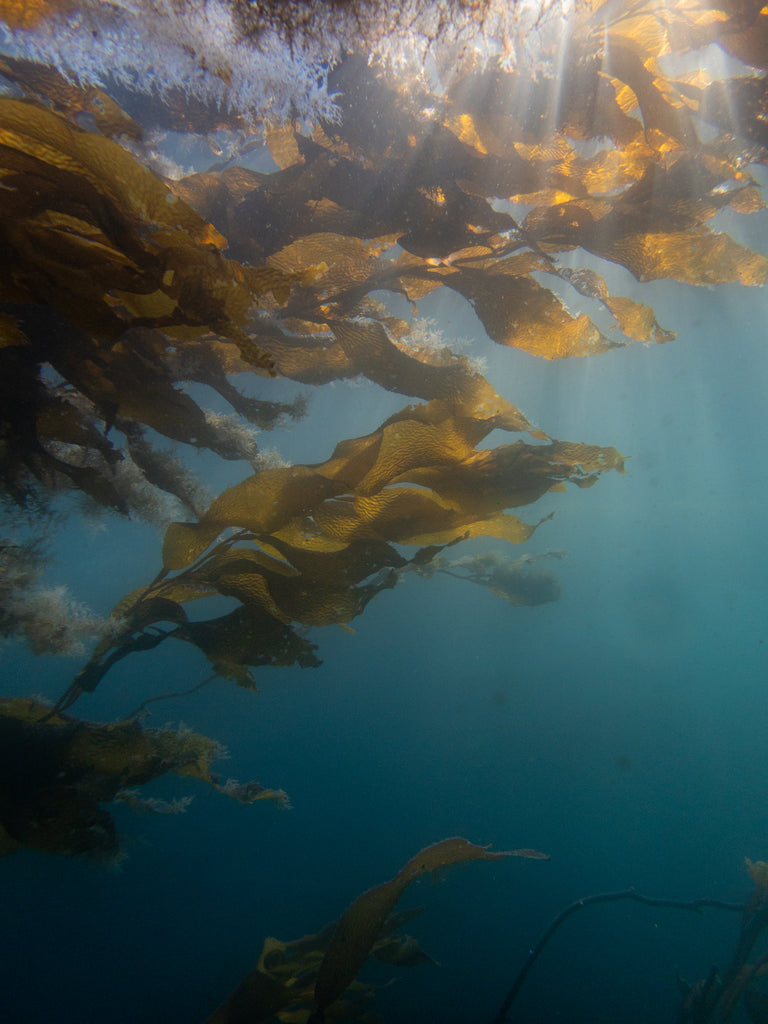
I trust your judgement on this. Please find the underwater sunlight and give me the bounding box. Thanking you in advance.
[2,1,768,1022]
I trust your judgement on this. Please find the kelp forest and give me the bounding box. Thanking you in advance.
[2,0,768,1021]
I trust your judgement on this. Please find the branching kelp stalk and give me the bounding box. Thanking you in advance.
[491,859,768,1024]
[124,671,218,720]
[490,889,746,1024]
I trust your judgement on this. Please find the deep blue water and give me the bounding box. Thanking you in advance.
[4,263,768,1023]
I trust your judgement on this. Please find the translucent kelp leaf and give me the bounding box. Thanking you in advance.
[354,413,484,497]
[205,559,290,624]
[395,250,446,301]
[601,41,698,149]
[604,294,676,344]
[603,226,768,286]
[260,316,534,432]
[72,398,621,699]
[205,544,301,579]
[558,266,675,344]
[251,327,353,385]
[198,543,400,631]
[162,466,340,569]
[0,56,143,140]
[402,512,540,547]
[161,402,622,578]
[0,99,281,373]
[570,137,656,198]
[266,125,303,170]
[399,441,625,518]
[524,151,768,286]
[316,487,536,548]
[0,697,282,858]
[172,539,401,631]
[544,439,626,478]
[269,233,397,289]
[329,319,533,430]
[314,486,455,544]
[445,268,618,359]
[0,99,214,240]
[265,536,407,585]
[268,572,399,627]
[167,165,271,256]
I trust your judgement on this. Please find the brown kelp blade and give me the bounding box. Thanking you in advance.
[202,837,546,1023]
[204,967,295,1024]
[313,836,543,1013]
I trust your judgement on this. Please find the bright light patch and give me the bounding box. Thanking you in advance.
[0,0,581,124]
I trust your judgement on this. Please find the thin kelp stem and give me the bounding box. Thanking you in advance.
[490,889,745,1024]
[125,672,219,720]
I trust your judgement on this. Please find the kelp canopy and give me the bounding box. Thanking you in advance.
[1,0,767,829]
[1,0,768,1017]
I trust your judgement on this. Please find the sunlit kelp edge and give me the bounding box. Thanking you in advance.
[2,2,768,1022]
[1,0,767,804]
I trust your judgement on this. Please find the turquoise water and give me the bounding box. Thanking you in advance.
[4,277,767,1022]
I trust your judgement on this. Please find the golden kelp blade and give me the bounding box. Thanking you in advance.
[0,97,285,356]
[254,316,535,431]
[161,400,623,571]
[44,401,620,702]
[313,837,536,1013]
[445,268,619,359]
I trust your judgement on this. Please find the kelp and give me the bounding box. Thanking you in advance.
[416,549,567,607]
[54,401,622,708]
[1,0,768,872]
[675,860,768,1024]
[490,859,768,1024]
[0,6,768,1024]
[157,401,622,571]
[0,696,288,858]
[2,0,767,521]
[0,89,303,515]
[204,836,548,1024]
